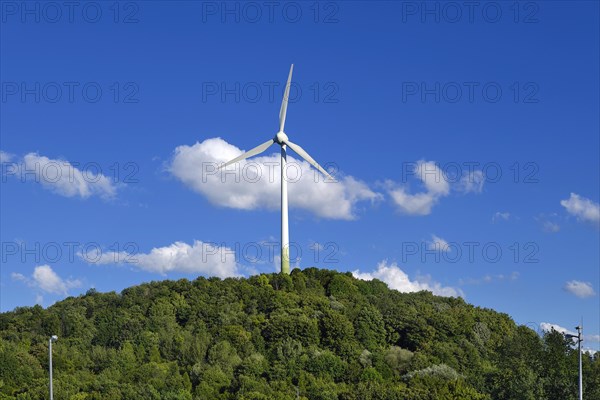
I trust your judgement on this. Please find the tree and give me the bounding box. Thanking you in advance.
[0,269,597,398]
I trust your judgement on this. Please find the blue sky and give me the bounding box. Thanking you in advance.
[1,1,599,349]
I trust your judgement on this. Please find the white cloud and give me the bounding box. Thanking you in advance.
[428,234,450,252]
[352,260,463,297]
[564,280,596,298]
[309,241,325,252]
[4,152,117,199]
[11,265,81,295]
[32,265,81,295]
[0,150,14,163]
[542,220,560,233]
[535,213,561,233]
[458,170,485,194]
[561,193,600,226]
[80,239,240,279]
[540,322,572,335]
[387,160,483,216]
[10,272,27,282]
[459,272,519,285]
[388,189,439,216]
[416,161,451,196]
[169,138,381,220]
[492,211,511,223]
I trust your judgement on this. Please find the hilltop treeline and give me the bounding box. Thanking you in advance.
[0,268,598,399]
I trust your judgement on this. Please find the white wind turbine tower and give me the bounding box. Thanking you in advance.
[220,65,334,274]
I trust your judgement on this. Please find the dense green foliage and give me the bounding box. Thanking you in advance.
[1,268,598,399]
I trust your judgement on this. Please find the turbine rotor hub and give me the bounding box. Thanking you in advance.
[275,131,288,144]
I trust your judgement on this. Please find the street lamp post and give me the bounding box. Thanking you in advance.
[576,325,583,400]
[49,335,58,400]
[565,325,583,400]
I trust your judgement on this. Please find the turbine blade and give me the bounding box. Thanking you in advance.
[279,64,294,132]
[285,140,335,181]
[219,139,274,169]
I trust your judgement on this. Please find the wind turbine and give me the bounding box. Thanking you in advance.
[220,65,334,274]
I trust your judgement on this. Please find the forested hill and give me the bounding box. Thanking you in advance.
[1,268,598,399]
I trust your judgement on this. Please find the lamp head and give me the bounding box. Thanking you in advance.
[51,335,58,342]
[564,333,578,339]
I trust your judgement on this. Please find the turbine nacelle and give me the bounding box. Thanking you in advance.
[275,131,289,145]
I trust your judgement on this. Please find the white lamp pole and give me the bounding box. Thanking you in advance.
[565,325,583,400]
[49,335,58,400]
[576,324,583,400]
